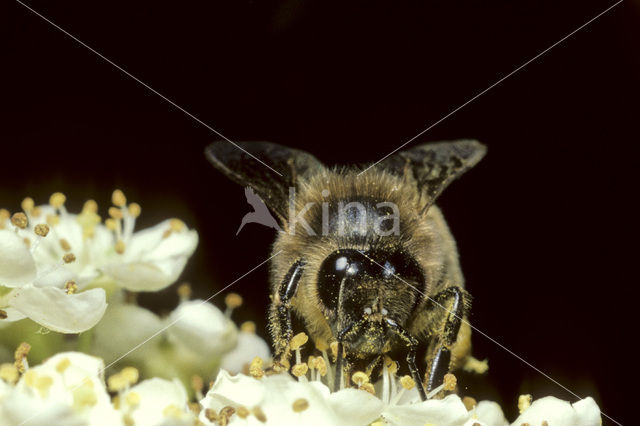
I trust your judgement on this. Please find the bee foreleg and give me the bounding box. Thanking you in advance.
[385,318,427,401]
[425,286,468,393]
[269,259,305,371]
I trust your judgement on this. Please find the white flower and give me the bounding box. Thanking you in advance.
[512,395,601,426]
[118,378,196,426]
[220,326,271,374]
[0,352,120,426]
[0,227,106,333]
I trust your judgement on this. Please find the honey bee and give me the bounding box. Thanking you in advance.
[206,140,486,399]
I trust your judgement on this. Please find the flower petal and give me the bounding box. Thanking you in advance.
[0,229,37,288]
[220,331,271,374]
[121,378,194,426]
[33,264,76,288]
[329,388,385,426]
[10,285,107,333]
[382,394,470,426]
[511,396,601,426]
[473,400,509,426]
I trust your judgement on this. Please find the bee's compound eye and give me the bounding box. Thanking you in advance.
[316,250,362,312]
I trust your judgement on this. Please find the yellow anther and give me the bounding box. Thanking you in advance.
[21,197,34,213]
[237,406,250,419]
[291,363,309,377]
[290,332,309,350]
[32,207,42,217]
[191,375,204,393]
[400,375,415,390]
[108,206,123,220]
[169,218,185,232]
[314,339,329,351]
[24,370,37,386]
[0,309,7,320]
[225,293,243,309]
[11,212,28,229]
[105,218,117,231]
[35,375,54,397]
[307,356,317,370]
[352,371,369,386]
[128,203,141,218]
[163,404,183,418]
[59,238,71,252]
[518,394,532,414]
[23,237,31,248]
[123,414,134,426]
[292,398,309,413]
[63,253,76,263]
[56,358,71,373]
[107,373,128,392]
[0,209,10,220]
[249,357,265,379]
[46,214,60,226]
[462,396,477,410]
[125,391,140,406]
[14,342,31,373]
[112,189,127,207]
[360,382,376,395]
[315,356,328,377]
[72,383,98,408]
[121,367,139,385]
[82,199,98,213]
[204,408,218,422]
[384,356,398,375]
[443,373,457,391]
[49,192,66,208]
[115,240,126,254]
[240,321,256,333]
[65,280,78,294]
[252,407,267,423]
[0,363,19,384]
[220,406,236,423]
[34,224,49,237]
[330,342,339,361]
[177,282,192,300]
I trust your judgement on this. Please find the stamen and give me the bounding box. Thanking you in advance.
[314,356,328,377]
[21,197,34,213]
[292,398,309,413]
[115,240,126,254]
[63,253,76,264]
[330,342,339,362]
[34,224,50,237]
[290,332,308,351]
[352,371,369,387]
[49,192,66,209]
[240,321,256,333]
[169,218,185,232]
[249,357,265,379]
[83,199,98,213]
[291,363,309,378]
[14,342,31,373]
[443,373,457,391]
[107,373,128,392]
[46,214,60,226]
[252,407,267,423]
[204,408,218,422]
[128,203,141,218]
[360,383,376,395]
[177,283,192,301]
[105,218,118,231]
[108,207,123,220]
[112,189,127,207]
[426,383,445,399]
[65,280,78,294]
[31,207,42,217]
[224,293,243,318]
[11,212,28,229]
[400,375,415,390]
[125,392,140,406]
[191,374,204,400]
[0,363,19,384]
[59,238,71,252]
[163,405,183,418]
[56,357,71,373]
[0,309,7,320]
[518,394,532,413]
[121,367,139,385]
[237,406,250,419]
[462,396,477,410]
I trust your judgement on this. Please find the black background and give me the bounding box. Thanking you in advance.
[3,0,638,423]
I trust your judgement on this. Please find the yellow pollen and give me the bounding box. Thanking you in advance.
[21,197,35,213]
[249,357,265,379]
[307,356,317,370]
[290,332,309,350]
[314,339,329,351]
[360,383,376,395]
[225,293,243,309]
[128,203,141,218]
[291,363,309,377]
[443,373,457,391]
[237,406,250,419]
[14,342,31,373]
[177,282,192,300]
[163,404,183,418]
[0,208,10,221]
[112,189,127,207]
[0,363,19,384]
[107,373,128,392]
[169,218,185,232]
[115,240,126,254]
[83,199,98,213]
[125,391,140,406]
[0,309,7,320]
[46,214,60,226]
[56,357,71,373]
[252,407,267,423]
[330,342,339,361]
[49,192,66,208]
[65,281,78,294]
[462,396,477,410]
[240,321,256,333]
[352,371,369,386]
[59,238,71,252]
[63,253,76,263]
[191,375,204,393]
[292,398,309,413]
[105,218,117,231]
[315,357,328,376]
[400,375,416,390]
[11,212,28,229]
[108,207,123,220]
[220,406,236,422]
[32,207,42,217]
[204,408,218,422]
[121,367,139,385]
[34,224,50,237]
[518,394,532,413]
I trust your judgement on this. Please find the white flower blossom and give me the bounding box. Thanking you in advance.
[220,326,271,374]
[0,352,120,426]
[512,395,601,426]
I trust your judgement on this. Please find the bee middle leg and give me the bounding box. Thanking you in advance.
[268,260,305,370]
[385,318,428,401]
[424,286,469,392]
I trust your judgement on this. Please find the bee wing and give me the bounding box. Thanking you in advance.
[205,141,324,221]
[379,139,486,208]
